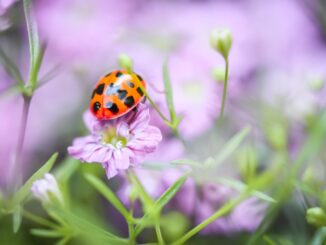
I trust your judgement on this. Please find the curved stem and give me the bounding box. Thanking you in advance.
[155,222,164,245]
[141,87,169,123]
[171,192,248,245]
[219,59,229,118]
[22,209,57,228]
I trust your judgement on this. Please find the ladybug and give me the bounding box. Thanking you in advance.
[90,69,146,120]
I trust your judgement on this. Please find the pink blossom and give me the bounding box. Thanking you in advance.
[68,104,162,179]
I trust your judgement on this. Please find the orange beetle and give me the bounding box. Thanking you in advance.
[90,70,146,120]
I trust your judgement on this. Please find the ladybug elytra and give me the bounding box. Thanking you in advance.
[90,70,146,120]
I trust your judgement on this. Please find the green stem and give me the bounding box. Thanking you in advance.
[128,197,136,244]
[171,192,247,245]
[141,86,169,123]
[128,222,136,245]
[219,58,229,118]
[140,86,183,138]
[22,210,57,228]
[155,222,164,245]
[9,96,31,191]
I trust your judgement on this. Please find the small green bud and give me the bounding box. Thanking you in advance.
[161,212,190,241]
[265,122,287,151]
[307,207,326,227]
[237,145,257,182]
[303,167,314,184]
[118,54,133,72]
[210,29,233,60]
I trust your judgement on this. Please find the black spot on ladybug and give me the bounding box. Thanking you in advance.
[106,102,119,114]
[136,87,144,96]
[117,89,127,100]
[127,81,135,88]
[136,74,143,81]
[116,71,123,77]
[124,96,135,108]
[95,83,105,95]
[93,102,101,113]
[105,72,112,77]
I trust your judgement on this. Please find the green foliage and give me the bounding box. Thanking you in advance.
[84,174,131,222]
[11,153,58,208]
[163,59,183,134]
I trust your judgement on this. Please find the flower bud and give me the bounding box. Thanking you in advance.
[263,114,288,151]
[161,212,190,240]
[306,207,326,227]
[118,54,133,72]
[31,173,64,206]
[210,29,233,60]
[237,145,257,182]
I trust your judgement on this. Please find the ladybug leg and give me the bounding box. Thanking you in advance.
[142,96,147,103]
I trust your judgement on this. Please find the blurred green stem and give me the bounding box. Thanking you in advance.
[219,59,229,118]
[155,221,164,245]
[128,222,135,245]
[172,191,248,245]
[248,112,326,244]
[10,96,31,190]
[142,86,170,123]
[22,209,57,228]
[128,195,136,244]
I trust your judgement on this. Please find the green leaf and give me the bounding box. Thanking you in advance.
[209,126,250,167]
[55,235,72,245]
[155,174,188,211]
[84,174,131,221]
[0,48,24,87]
[53,208,126,244]
[163,59,177,123]
[37,64,61,88]
[23,0,43,91]
[263,235,278,245]
[13,206,22,233]
[54,157,80,183]
[128,171,154,208]
[312,227,326,245]
[23,0,40,69]
[29,44,45,91]
[135,174,188,235]
[251,190,276,204]
[12,153,58,207]
[171,192,249,245]
[30,228,63,238]
[170,159,202,168]
[218,178,276,203]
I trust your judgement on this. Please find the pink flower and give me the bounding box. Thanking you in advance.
[68,104,162,179]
